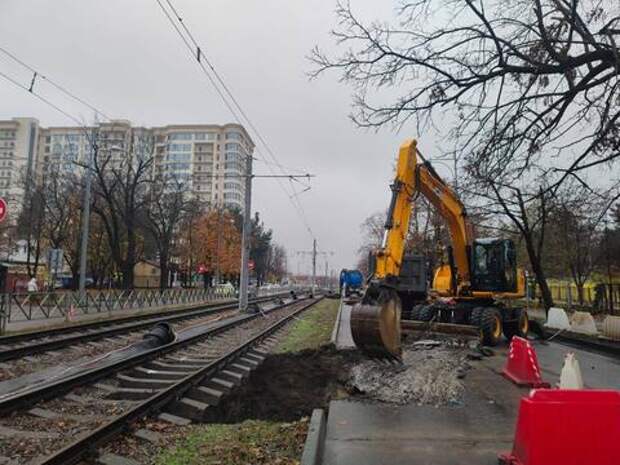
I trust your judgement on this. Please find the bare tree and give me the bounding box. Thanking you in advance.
[357,211,386,265]
[312,1,620,188]
[16,175,46,279]
[90,126,154,289]
[144,175,192,289]
[545,181,615,305]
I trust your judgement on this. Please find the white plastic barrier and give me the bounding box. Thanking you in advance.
[570,311,598,335]
[602,316,620,340]
[559,353,584,389]
[545,307,571,330]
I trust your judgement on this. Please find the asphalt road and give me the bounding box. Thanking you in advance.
[322,333,620,465]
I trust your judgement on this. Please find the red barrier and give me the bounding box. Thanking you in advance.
[502,336,550,388]
[499,389,620,465]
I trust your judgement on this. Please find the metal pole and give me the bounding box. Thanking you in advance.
[325,260,328,290]
[312,239,317,294]
[215,208,221,285]
[78,129,94,302]
[239,155,253,311]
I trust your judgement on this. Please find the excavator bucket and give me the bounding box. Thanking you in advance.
[350,288,401,359]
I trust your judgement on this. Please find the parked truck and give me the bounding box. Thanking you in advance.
[339,269,364,297]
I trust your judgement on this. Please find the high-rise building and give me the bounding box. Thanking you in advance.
[1,118,253,219]
[0,117,40,218]
[152,123,252,208]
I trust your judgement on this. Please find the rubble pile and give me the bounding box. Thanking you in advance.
[349,339,471,406]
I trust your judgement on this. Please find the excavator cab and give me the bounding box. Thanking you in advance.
[470,239,517,293]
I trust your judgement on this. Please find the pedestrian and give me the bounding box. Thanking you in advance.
[27,277,38,293]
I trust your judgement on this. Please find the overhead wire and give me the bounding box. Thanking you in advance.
[154,0,317,240]
[0,45,111,121]
[0,69,91,130]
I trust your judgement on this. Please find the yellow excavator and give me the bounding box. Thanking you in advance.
[351,139,528,358]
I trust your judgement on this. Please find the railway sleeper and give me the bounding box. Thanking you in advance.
[218,369,245,385]
[129,366,189,380]
[116,374,175,389]
[167,397,210,422]
[144,360,199,372]
[156,412,191,426]
[244,352,266,363]
[165,356,210,366]
[203,377,235,394]
[106,387,159,401]
[228,363,252,377]
[187,386,224,405]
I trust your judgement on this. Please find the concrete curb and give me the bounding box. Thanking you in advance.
[542,327,620,357]
[330,299,344,345]
[301,409,326,465]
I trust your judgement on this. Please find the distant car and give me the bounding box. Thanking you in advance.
[55,276,95,289]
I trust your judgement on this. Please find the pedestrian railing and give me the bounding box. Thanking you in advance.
[0,287,233,328]
[0,284,308,334]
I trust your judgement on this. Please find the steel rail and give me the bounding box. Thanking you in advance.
[0,295,308,415]
[38,297,322,465]
[0,293,292,362]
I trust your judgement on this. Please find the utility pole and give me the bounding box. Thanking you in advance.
[78,128,95,302]
[324,260,328,289]
[239,155,253,312]
[215,208,221,285]
[233,171,314,311]
[312,238,317,294]
[297,245,333,293]
[605,220,614,314]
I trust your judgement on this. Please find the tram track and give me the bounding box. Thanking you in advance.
[0,295,320,465]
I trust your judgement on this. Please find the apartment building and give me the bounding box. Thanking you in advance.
[0,117,39,218]
[1,118,253,218]
[152,123,252,207]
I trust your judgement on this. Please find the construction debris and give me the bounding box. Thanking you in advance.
[348,340,470,406]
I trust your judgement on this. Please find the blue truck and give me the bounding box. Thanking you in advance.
[339,269,364,296]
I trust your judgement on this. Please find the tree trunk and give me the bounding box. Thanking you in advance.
[121,262,134,289]
[576,283,585,307]
[159,254,169,290]
[524,237,554,313]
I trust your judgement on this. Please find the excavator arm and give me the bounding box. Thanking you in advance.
[415,156,473,295]
[352,139,474,357]
[374,140,418,280]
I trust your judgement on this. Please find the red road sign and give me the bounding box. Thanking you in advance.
[248,260,255,271]
[197,264,207,274]
[0,198,7,223]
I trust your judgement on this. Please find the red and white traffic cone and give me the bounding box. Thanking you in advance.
[502,336,550,388]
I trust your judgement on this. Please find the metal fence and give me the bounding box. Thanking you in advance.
[0,287,239,331]
[0,284,308,334]
[528,281,620,313]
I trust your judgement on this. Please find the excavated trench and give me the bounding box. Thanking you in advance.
[206,337,478,423]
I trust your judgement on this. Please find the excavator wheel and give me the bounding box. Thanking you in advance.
[503,309,529,340]
[470,307,484,327]
[480,307,503,346]
[350,288,402,359]
[410,304,425,321]
[418,305,436,322]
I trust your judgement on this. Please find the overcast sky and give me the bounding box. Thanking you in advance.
[0,1,455,276]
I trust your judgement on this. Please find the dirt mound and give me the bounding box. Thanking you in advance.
[205,345,362,423]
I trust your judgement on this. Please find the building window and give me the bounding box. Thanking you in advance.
[168,143,192,152]
[226,132,242,141]
[168,133,193,141]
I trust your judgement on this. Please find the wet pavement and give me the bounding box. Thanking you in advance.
[322,326,620,465]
